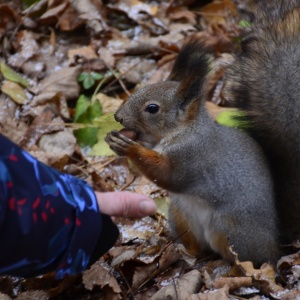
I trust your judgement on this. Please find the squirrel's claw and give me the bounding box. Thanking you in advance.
[105,131,138,156]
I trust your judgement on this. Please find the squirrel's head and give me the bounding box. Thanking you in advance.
[115,36,211,148]
[115,81,181,147]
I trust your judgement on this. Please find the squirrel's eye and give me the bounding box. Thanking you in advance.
[145,104,160,114]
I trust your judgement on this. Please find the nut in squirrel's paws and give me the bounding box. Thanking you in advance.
[105,130,138,156]
[118,128,138,141]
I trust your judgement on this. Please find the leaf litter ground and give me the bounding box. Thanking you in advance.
[0,0,300,299]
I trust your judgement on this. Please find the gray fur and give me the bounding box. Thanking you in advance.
[114,66,279,265]
[227,0,300,243]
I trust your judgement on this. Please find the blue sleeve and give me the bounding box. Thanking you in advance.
[0,134,119,279]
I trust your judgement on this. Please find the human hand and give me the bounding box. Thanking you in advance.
[95,191,157,218]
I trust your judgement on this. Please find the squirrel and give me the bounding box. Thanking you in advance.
[226,0,300,246]
[105,36,279,266]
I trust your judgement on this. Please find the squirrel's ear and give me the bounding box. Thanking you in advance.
[168,36,211,109]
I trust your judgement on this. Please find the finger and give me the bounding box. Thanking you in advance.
[95,191,157,218]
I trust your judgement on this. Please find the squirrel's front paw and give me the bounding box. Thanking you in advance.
[105,130,138,156]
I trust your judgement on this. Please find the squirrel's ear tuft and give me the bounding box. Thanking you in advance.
[168,36,212,109]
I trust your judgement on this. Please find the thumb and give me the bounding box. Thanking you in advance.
[95,191,157,218]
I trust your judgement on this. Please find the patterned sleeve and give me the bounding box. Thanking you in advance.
[0,134,119,279]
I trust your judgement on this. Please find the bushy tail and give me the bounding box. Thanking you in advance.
[227,0,300,243]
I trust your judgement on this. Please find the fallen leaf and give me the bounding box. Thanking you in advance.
[0,4,20,39]
[118,216,158,244]
[68,46,98,65]
[83,261,122,295]
[132,243,181,290]
[190,285,230,300]
[38,130,77,156]
[90,113,123,156]
[21,92,70,119]
[38,2,69,26]
[0,61,29,87]
[168,8,197,25]
[213,276,252,291]
[231,248,284,296]
[95,93,123,114]
[116,57,156,84]
[197,0,239,25]
[72,0,108,34]
[31,66,82,104]
[9,30,40,69]
[0,292,10,300]
[1,81,28,104]
[16,290,49,300]
[19,109,65,148]
[277,252,300,287]
[151,270,202,300]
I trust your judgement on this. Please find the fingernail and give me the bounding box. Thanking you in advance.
[139,200,156,215]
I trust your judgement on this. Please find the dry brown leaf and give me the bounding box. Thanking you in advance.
[68,46,98,65]
[107,0,169,36]
[197,0,239,25]
[9,30,40,68]
[38,129,76,157]
[21,92,70,119]
[72,0,108,34]
[132,243,180,290]
[116,57,156,84]
[277,251,300,286]
[23,0,48,18]
[111,248,137,267]
[151,270,202,300]
[118,216,158,243]
[16,290,49,300]
[0,119,28,145]
[83,261,122,296]
[38,2,69,26]
[190,285,230,300]
[0,292,10,300]
[95,93,123,114]
[146,60,174,85]
[231,248,284,296]
[19,109,64,148]
[56,3,85,31]
[31,66,81,103]
[213,276,252,291]
[168,8,197,25]
[281,290,300,300]
[0,4,20,39]
[202,259,232,289]
[108,0,158,21]
[132,176,167,198]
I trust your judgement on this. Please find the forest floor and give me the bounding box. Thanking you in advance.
[0,0,300,299]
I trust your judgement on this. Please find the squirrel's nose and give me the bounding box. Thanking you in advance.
[114,113,123,124]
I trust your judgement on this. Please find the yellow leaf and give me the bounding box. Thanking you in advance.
[0,61,29,87]
[1,81,28,104]
[89,113,123,156]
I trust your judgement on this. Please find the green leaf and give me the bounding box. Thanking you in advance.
[239,20,252,28]
[74,95,90,122]
[89,113,123,156]
[216,110,248,129]
[0,61,29,87]
[154,197,170,219]
[91,72,104,80]
[77,72,88,82]
[83,74,95,89]
[88,100,103,120]
[23,0,41,9]
[74,127,98,147]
